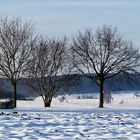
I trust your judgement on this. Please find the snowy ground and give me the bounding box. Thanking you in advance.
[1,93,140,139]
[18,92,140,109]
[0,110,140,140]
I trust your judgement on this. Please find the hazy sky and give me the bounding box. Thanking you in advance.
[0,0,140,46]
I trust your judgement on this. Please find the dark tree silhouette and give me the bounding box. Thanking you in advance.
[26,37,72,107]
[0,17,37,108]
[71,25,140,108]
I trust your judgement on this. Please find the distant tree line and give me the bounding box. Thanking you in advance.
[0,17,139,108]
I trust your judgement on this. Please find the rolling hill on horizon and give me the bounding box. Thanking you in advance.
[0,73,140,99]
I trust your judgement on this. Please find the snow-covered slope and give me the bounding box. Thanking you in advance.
[0,110,140,139]
[0,93,139,139]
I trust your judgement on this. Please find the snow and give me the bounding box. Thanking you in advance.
[0,109,140,139]
[0,98,12,103]
[17,92,140,109]
[0,93,140,139]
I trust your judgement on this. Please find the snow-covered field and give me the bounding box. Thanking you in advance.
[1,110,140,140]
[1,93,140,139]
[18,92,140,109]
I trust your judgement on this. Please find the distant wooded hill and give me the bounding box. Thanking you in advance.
[0,73,140,99]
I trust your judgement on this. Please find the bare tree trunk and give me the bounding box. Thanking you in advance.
[99,79,104,108]
[0,17,36,108]
[13,82,17,108]
[71,26,140,109]
[44,95,52,107]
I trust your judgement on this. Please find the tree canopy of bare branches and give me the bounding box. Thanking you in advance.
[0,17,37,108]
[26,37,71,107]
[71,25,140,108]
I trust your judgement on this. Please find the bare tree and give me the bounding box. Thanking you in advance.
[0,17,37,108]
[26,37,71,107]
[71,25,140,108]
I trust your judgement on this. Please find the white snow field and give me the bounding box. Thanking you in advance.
[1,93,140,139]
[18,92,140,109]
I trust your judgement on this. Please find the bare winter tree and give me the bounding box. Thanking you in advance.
[26,37,71,107]
[71,25,140,108]
[0,17,37,108]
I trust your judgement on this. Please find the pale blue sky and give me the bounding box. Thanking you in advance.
[0,0,140,46]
